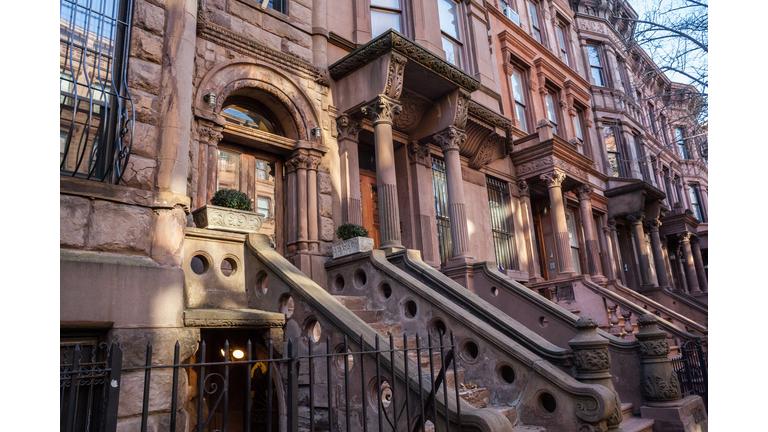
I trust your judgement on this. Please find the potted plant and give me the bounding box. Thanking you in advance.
[332,223,374,258]
[192,189,264,234]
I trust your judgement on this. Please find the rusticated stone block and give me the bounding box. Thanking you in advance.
[229,0,263,26]
[132,89,158,126]
[320,217,334,242]
[60,195,90,248]
[121,155,156,191]
[263,14,312,49]
[109,328,200,367]
[282,40,312,63]
[87,201,151,254]
[291,2,312,26]
[129,28,163,64]
[320,241,333,256]
[243,22,282,48]
[319,194,332,218]
[318,172,332,194]
[128,58,163,95]
[130,122,158,159]
[208,8,244,35]
[117,369,188,417]
[134,0,165,36]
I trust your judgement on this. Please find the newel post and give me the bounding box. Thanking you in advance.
[635,314,681,405]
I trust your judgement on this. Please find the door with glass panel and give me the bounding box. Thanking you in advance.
[565,209,582,274]
[487,177,517,271]
[360,171,380,249]
[432,157,452,264]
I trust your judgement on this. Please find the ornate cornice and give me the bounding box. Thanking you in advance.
[329,30,481,92]
[467,100,513,131]
[540,169,567,188]
[336,115,362,141]
[433,126,466,153]
[361,95,403,125]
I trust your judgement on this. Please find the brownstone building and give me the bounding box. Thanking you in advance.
[60,0,708,431]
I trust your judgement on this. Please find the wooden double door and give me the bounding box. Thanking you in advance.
[360,170,380,249]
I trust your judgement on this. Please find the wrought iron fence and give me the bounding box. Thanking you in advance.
[60,331,463,432]
[670,340,707,408]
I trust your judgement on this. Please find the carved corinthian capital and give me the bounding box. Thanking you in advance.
[677,231,691,243]
[336,114,362,141]
[285,152,309,173]
[607,217,617,229]
[198,123,224,146]
[626,212,645,224]
[689,235,700,246]
[517,180,530,197]
[646,218,661,231]
[307,155,322,171]
[361,95,402,125]
[540,169,566,188]
[575,184,593,201]
[407,141,431,167]
[432,126,466,153]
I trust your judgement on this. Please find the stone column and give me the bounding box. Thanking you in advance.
[646,218,670,288]
[540,169,576,277]
[289,152,309,252]
[361,95,403,250]
[690,236,708,293]
[285,158,298,255]
[674,242,689,293]
[635,314,681,404]
[575,185,604,281]
[660,235,676,290]
[678,232,701,295]
[568,317,623,431]
[307,155,322,253]
[601,224,617,281]
[433,126,472,261]
[337,115,363,225]
[518,181,544,282]
[627,212,655,289]
[607,218,625,284]
[196,123,223,208]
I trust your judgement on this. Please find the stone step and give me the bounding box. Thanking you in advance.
[622,402,634,422]
[459,386,490,409]
[369,322,403,337]
[619,416,654,432]
[512,426,546,432]
[352,309,383,323]
[490,405,517,426]
[333,295,367,310]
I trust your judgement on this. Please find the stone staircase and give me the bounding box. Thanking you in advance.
[333,294,537,431]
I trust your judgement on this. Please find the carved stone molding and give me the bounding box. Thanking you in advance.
[393,89,431,133]
[336,114,362,141]
[454,89,471,129]
[540,169,566,188]
[575,184,593,201]
[467,100,513,131]
[285,152,309,173]
[407,141,431,167]
[517,180,530,197]
[677,231,692,243]
[646,218,661,231]
[198,124,224,146]
[384,52,407,99]
[689,235,700,246]
[469,133,502,169]
[307,155,322,171]
[573,349,611,372]
[642,372,681,401]
[607,218,617,229]
[638,339,670,357]
[433,126,466,153]
[361,95,403,125]
[626,212,644,224]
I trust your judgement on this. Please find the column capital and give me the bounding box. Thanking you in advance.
[677,231,692,243]
[607,217,617,230]
[540,169,566,188]
[361,95,402,125]
[517,180,530,197]
[626,212,645,224]
[198,123,224,146]
[574,184,593,201]
[286,151,309,173]
[689,235,700,246]
[433,126,466,153]
[646,217,661,231]
[336,114,362,141]
[407,141,431,167]
[660,234,668,247]
[602,226,611,235]
[306,155,322,171]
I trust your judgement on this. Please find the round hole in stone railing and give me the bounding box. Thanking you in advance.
[279,295,295,318]
[354,270,367,289]
[334,275,345,292]
[221,257,237,277]
[538,392,557,414]
[333,345,354,375]
[403,300,418,319]
[431,319,447,339]
[498,365,515,385]
[306,319,322,343]
[191,254,209,275]
[462,340,479,361]
[256,272,269,295]
[378,283,393,301]
[539,316,549,328]
[368,378,393,409]
[491,287,499,297]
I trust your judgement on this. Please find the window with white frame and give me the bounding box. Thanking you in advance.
[501,0,520,25]
[587,45,605,87]
[545,91,559,136]
[438,0,463,68]
[370,0,402,38]
[510,68,528,133]
[256,197,271,218]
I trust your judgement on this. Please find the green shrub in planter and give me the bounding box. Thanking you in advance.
[211,189,253,211]
[336,223,368,241]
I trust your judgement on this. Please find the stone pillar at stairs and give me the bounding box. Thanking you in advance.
[362,95,403,252]
[627,212,656,289]
[607,218,625,284]
[307,155,321,253]
[540,169,577,278]
[575,185,605,282]
[678,232,701,295]
[336,115,363,225]
[568,316,623,431]
[647,218,670,289]
[690,236,708,293]
[660,235,677,290]
[518,180,544,282]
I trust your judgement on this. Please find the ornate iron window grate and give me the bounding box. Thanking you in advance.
[487,176,517,270]
[60,0,134,184]
[432,157,452,264]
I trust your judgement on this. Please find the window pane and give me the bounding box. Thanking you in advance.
[257,197,270,217]
[591,67,603,87]
[545,94,557,125]
[557,27,566,49]
[587,46,602,66]
[256,160,269,180]
[607,154,620,177]
[268,0,286,13]
[371,9,401,38]
[371,0,399,7]
[603,127,617,152]
[223,105,278,134]
[528,2,538,25]
[515,104,528,133]
[217,150,240,191]
[511,71,525,103]
[442,36,461,68]
[574,113,583,140]
[438,0,460,40]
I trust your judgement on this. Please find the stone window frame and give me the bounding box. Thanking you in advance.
[543,81,564,138]
[554,15,572,68]
[687,183,706,222]
[369,0,410,39]
[601,123,624,178]
[586,43,608,88]
[526,0,545,46]
[506,61,532,133]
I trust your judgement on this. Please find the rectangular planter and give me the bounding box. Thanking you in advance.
[192,205,264,234]
[332,236,375,259]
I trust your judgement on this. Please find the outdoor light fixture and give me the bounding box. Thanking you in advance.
[311,127,322,138]
[204,93,217,106]
[232,349,245,359]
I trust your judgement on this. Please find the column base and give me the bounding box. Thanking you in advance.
[590,274,608,284]
[640,395,707,432]
[556,271,579,280]
[640,283,660,292]
[442,258,478,291]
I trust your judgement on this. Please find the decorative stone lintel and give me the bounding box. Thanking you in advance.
[192,205,264,234]
[332,236,375,259]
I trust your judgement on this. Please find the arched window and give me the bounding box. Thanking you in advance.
[222,101,284,136]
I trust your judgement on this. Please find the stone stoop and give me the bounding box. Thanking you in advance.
[619,402,655,432]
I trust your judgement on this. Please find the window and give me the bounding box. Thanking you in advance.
[663,168,674,206]
[267,0,287,14]
[688,185,705,222]
[432,157,452,264]
[487,177,517,270]
[60,0,134,184]
[510,69,528,132]
[217,150,241,191]
[501,0,520,25]
[438,0,463,68]
[675,127,690,159]
[257,197,271,218]
[371,0,402,38]
[603,126,622,177]
[633,135,650,181]
[60,331,109,431]
[545,91,559,136]
[660,115,669,145]
[587,45,605,87]
[648,106,658,139]
[527,2,542,44]
[573,109,584,141]
[222,101,283,135]
[556,24,570,66]
[566,209,581,274]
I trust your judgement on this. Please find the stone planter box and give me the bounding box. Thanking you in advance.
[192,205,263,234]
[332,236,374,259]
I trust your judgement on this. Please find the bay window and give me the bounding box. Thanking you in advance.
[438,0,463,69]
[675,127,690,159]
[603,126,622,177]
[371,0,403,38]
